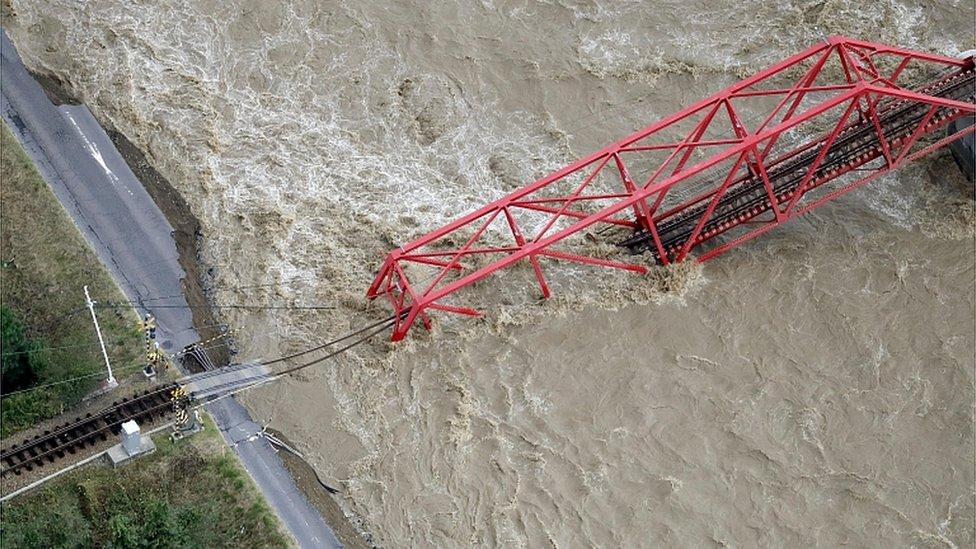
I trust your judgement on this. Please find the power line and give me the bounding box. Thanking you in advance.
[93,301,334,312]
[0,315,395,434]
[199,318,396,410]
[0,339,132,358]
[0,320,387,399]
[261,314,396,366]
[131,275,320,304]
[1,322,237,359]
[0,335,238,399]
[0,361,151,398]
[271,319,394,377]
[58,294,333,320]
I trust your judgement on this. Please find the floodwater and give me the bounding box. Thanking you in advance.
[5,0,975,546]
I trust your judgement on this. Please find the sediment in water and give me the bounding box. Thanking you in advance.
[5,1,974,545]
[16,61,370,545]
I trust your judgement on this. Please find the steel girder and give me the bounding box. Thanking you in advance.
[368,37,976,341]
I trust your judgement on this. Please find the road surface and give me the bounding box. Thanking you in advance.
[1,29,341,548]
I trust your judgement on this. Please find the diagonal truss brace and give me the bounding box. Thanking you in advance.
[368,37,976,340]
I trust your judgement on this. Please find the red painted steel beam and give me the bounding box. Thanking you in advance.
[367,37,976,340]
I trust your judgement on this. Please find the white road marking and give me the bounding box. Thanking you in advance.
[61,110,133,196]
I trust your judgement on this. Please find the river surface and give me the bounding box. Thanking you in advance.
[5,0,975,546]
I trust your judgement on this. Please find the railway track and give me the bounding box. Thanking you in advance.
[0,383,179,479]
[619,66,976,261]
[0,316,394,483]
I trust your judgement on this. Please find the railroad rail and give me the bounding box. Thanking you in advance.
[367,36,976,340]
[621,64,976,259]
[0,383,178,478]
[0,315,395,482]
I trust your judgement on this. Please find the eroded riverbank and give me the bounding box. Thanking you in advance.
[5,0,973,545]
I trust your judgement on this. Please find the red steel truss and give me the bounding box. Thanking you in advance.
[368,36,976,340]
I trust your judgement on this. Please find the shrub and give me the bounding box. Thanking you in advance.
[1,305,40,391]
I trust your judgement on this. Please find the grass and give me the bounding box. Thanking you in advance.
[0,413,291,548]
[0,122,143,437]
[0,122,290,547]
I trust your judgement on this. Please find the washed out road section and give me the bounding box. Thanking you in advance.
[0,29,340,549]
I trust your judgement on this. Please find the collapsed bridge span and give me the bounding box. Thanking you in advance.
[368,37,976,341]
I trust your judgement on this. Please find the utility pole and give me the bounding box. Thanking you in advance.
[84,285,117,387]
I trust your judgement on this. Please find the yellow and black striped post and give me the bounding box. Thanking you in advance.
[170,385,187,404]
[143,314,168,378]
[170,384,197,432]
[175,408,189,428]
[143,314,156,366]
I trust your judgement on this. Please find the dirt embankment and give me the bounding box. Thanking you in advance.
[24,67,371,547]
[29,68,230,369]
[267,428,371,549]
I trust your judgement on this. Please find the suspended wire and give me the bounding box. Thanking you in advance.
[132,274,319,304]
[169,321,231,335]
[1,321,236,359]
[226,277,317,291]
[156,318,397,414]
[0,336,236,398]
[0,310,397,399]
[173,332,240,359]
[44,275,324,325]
[0,361,153,398]
[0,339,131,358]
[58,295,334,319]
[0,76,669,409]
[271,319,394,377]
[91,301,334,312]
[261,313,397,366]
[1,311,397,422]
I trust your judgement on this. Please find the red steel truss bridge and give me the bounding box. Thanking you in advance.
[368,37,976,341]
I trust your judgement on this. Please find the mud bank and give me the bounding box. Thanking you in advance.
[15,60,367,546]
[24,65,230,367]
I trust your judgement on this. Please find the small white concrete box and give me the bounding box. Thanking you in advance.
[121,420,141,456]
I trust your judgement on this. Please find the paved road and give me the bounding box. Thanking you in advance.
[1,30,341,548]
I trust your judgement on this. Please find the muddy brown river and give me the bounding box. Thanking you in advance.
[4,0,974,546]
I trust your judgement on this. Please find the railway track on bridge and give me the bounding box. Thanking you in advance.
[366,38,976,340]
[2,41,972,485]
[620,66,976,261]
[0,383,179,480]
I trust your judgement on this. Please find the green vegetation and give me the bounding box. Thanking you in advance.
[1,413,291,548]
[0,121,290,546]
[0,124,289,548]
[2,306,38,390]
[0,123,143,437]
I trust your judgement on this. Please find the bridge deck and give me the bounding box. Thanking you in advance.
[367,37,976,341]
[181,363,272,401]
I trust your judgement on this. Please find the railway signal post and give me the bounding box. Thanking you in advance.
[143,314,159,381]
